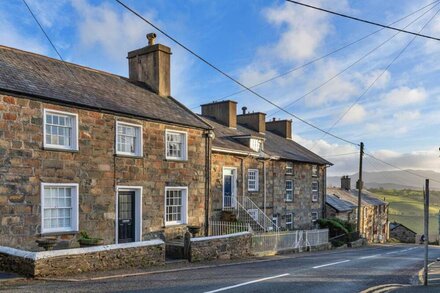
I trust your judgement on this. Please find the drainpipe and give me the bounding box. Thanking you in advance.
[323,165,327,218]
[204,130,214,237]
[263,160,267,221]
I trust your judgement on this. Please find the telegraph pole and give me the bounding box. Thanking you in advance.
[357,142,364,235]
[424,179,430,286]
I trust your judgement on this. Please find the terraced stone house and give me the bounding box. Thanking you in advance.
[0,39,212,250]
[200,101,331,231]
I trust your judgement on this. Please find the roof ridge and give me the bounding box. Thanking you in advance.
[0,45,125,79]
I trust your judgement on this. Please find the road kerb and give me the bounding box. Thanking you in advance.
[417,261,436,284]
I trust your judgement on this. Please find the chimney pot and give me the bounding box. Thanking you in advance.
[146,33,157,45]
[242,106,247,115]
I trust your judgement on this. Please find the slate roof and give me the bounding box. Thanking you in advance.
[201,115,331,165]
[0,45,210,129]
[327,187,388,207]
[389,222,417,234]
[326,194,357,212]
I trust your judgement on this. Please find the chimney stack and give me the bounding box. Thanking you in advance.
[341,175,351,190]
[127,33,171,97]
[201,100,237,128]
[237,109,266,133]
[266,119,292,139]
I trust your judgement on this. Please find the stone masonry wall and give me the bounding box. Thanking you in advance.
[269,161,326,230]
[0,240,165,277]
[190,232,252,262]
[0,94,207,250]
[361,204,388,243]
[210,152,326,230]
[390,225,416,243]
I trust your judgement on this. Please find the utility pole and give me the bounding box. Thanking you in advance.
[424,179,430,286]
[357,142,364,235]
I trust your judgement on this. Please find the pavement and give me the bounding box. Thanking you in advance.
[1,244,440,292]
[391,257,440,292]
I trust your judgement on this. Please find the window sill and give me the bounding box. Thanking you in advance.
[115,153,143,159]
[285,200,293,203]
[39,230,79,237]
[43,147,79,153]
[163,223,188,228]
[165,158,188,162]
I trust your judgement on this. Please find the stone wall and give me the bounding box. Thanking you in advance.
[361,204,389,243]
[0,240,165,277]
[390,225,416,243]
[0,94,207,250]
[190,232,252,262]
[210,152,326,230]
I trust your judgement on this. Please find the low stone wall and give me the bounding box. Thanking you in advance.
[0,240,165,277]
[190,232,252,262]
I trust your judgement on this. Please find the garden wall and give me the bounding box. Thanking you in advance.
[0,239,165,277]
[190,232,252,262]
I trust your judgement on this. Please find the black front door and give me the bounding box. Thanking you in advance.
[118,191,135,243]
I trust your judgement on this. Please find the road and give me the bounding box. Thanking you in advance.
[2,244,440,293]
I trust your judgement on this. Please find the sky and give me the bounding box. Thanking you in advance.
[1,0,440,176]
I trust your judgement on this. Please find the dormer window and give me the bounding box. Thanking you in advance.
[250,138,263,152]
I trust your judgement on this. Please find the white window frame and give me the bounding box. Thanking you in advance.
[311,212,319,222]
[164,186,188,226]
[43,109,79,151]
[286,213,294,230]
[286,162,293,175]
[312,181,319,202]
[247,169,259,192]
[40,182,79,234]
[285,180,293,202]
[115,186,143,244]
[115,121,143,157]
[272,215,278,230]
[165,129,188,161]
[250,138,263,152]
[312,165,318,177]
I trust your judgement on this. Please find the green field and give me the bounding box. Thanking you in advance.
[368,188,440,235]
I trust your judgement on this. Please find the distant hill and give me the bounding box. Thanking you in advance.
[328,170,440,191]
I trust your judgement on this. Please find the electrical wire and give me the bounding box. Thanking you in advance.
[308,4,440,151]
[199,0,440,110]
[115,0,359,146]
[285,0,440,42]
[269,3,440,118]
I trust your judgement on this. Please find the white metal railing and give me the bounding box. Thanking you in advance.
[251,229,329,253]
[206,220,252,236]
[225,195,279,233]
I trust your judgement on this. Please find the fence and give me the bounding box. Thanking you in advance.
[206,220,252,236]
[251,229,329,254]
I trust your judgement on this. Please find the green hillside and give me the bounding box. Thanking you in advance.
[368,188,440,235]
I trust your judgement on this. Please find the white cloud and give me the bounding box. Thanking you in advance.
[383,86,427,106]
[360,69,391,89]
[340,104,366,125]
[393,110,420,122]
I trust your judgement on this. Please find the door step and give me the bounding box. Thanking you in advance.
[165,258,189,265]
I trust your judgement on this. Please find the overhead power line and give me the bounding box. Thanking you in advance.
[198,0,440,109]
[309,4,440,151]
[364,151,440,184]
[115,0,359,146]
[22,0,81,85]
[285,0,440,42]
[269,2,440,118]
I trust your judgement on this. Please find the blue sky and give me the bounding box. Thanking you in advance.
[1,0,440,175]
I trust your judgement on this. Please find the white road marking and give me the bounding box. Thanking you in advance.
[359,254,381,259]
[312,260,350,269]
[204,273,290,293]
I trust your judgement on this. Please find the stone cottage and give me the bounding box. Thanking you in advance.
[0,37,212,250]
[327,176,389,243]
[200,101,331,231]
[389,222,417,243]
